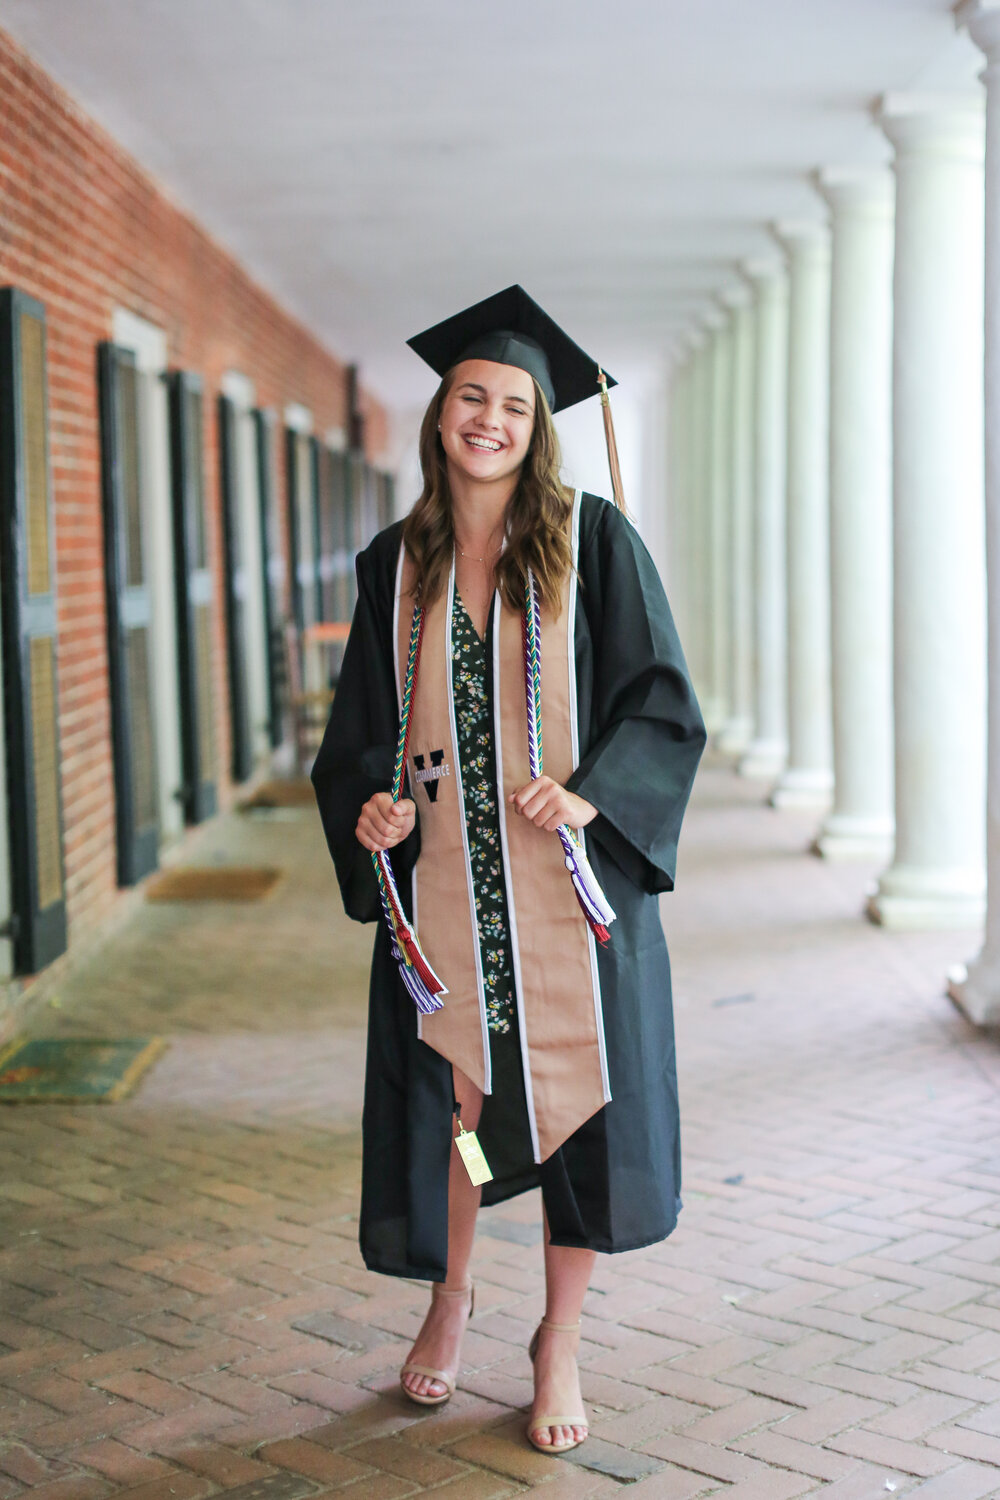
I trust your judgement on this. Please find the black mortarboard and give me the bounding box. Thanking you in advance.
[406,284,615,415]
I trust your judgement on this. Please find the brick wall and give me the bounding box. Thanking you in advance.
[0,26,389,960]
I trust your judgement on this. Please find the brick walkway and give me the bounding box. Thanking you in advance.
[3,765,1000,1498]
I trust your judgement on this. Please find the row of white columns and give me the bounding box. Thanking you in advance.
[669,5,1000,1021]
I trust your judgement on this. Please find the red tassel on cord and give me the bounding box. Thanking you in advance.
[398,926,445,993]
[568,879,612,946]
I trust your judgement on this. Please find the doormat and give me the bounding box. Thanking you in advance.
[239,780,315,810]
[0,1036,167,1103]
[144,866,283,901]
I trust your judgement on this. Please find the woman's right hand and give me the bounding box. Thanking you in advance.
[356,792,416,852]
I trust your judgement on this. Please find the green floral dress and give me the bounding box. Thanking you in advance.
[451,591,516,1034]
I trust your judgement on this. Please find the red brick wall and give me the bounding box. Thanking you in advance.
[0,26,389,951]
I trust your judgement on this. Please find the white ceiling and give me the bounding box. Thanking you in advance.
[0,0,984,407]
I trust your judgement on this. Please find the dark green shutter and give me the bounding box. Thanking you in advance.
[0,289,68,971]
[253,408,285,748]
[98,341,160,886]
[167,371,217,823]
[218,395,253,783]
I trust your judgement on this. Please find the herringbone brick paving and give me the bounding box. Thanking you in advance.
[2,765,1000,1497]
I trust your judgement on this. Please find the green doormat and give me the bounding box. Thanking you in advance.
[0,1036,167,1103]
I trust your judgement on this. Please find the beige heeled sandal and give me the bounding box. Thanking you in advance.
[526,1318,589,1454]
[399,1282,475,1407]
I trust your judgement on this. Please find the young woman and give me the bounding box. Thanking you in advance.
[312,286,705,1455]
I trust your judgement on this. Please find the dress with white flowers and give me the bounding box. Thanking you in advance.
[451,591,516,1035]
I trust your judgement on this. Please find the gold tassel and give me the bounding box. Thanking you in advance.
[598,369,628,514]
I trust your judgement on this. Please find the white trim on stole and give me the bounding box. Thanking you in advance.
[568,492,611,1104]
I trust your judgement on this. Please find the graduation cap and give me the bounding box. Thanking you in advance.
[407,284,626,509]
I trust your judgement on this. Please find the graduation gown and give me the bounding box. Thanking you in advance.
[312,492,706,1280]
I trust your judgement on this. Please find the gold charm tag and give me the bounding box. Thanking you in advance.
[455,1121,493,1186]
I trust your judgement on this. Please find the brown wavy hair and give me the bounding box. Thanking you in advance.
[401,368,574,616]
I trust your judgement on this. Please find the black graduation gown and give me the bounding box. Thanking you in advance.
[312,493,706,1280]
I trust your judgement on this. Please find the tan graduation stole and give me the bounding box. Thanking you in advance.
[393,498,611,1163]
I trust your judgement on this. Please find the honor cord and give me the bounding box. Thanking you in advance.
[373,603,447,1014]
[522,569,616,944]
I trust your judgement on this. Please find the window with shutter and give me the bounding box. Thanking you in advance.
[253,408,286,749]
[0,289,69,972]
[329,450,350,623]
[218,394,253,783]
[315,442,338,624]
[98,341,160,886]
[308,436,325,624]
[285,427,319,633]
[167,371,217,823]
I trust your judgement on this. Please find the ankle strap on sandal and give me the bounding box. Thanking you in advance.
[431,1282,474,1300]
[539,1317,581,1333]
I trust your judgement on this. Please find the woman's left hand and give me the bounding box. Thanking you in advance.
[508,776,597,833]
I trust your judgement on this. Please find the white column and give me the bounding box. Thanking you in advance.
[685,332,712,710]
[704,312,732,732]
[667,353,690,641]
[870,93,987,929]
[952,5,1000,1018]
[739,260,789,780]
[668,346,701,656]
[770,223,833,810]
[814,169,895,861]
[717,288,756,757]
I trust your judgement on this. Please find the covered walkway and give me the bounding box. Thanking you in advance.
[2,764,1000,1499]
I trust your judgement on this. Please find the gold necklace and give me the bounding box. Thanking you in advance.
[455,533,502,565]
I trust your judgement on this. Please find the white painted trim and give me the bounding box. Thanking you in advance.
[446,560,491,1092]
[221,369,255,409]
[493,586,541,1162]
[284,402,313,433]
[111,308,166,371]
[569,490,611,1104]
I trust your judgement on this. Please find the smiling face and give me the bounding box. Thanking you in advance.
[438,358,537,488]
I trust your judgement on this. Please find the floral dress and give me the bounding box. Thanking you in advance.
[451,591,516,1034]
